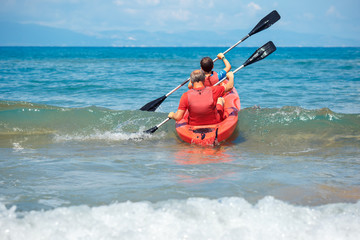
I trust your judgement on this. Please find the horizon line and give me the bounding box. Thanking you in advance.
[1,45,360,48]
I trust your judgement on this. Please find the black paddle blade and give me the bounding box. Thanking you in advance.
[144,126,158,134]
[248,10,281,36]
[140,95,166,111]
[243,41,276,67]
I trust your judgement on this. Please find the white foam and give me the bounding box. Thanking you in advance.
[12,142,24,151]
[1,197,359,240]
[53,129,164,142]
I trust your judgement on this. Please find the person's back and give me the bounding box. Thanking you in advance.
[186,86,220,125]
[168,70,235,126]
[188,53,231,89]
[204,71,220,87]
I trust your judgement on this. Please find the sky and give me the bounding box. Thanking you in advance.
[1,0,359,46]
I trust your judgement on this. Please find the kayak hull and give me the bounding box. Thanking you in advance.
[175,87,241,146]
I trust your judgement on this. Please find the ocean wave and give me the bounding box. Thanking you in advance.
[53,129,164,142]
[236,106,360,154]
[1,197,359,240]
[1,101,359,151]
[0,100,168,136]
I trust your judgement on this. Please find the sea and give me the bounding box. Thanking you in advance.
[0,46,360,239]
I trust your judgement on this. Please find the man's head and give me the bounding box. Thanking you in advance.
[200,57,213,73]
[190,69,205,83]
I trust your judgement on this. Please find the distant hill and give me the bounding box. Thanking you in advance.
[0,22,359,47]
[0,22,109,46]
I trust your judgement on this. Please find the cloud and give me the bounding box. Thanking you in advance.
[114,0,160,7]
[144,0,160,5]
[247,2,261,11]
[167,9,191,22]
[246,2,262,16]
[326,6,342,19]
[303,12,314,21]
[113,0,124,6]
[124,8,139,15]
[2,0,359,45]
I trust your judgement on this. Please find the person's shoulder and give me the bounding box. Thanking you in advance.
[217,69,226,79]
[178,91,189,109]
[181,91,189,98]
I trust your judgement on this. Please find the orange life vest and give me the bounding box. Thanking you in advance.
[187,87,218,125]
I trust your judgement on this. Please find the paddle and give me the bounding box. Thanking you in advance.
[144,41,277,134]
[140,10,281,112]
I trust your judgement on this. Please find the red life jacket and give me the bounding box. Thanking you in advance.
[204,71,219,86]
[187,87,218,125]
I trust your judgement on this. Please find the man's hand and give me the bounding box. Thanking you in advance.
[217,53,225,60]
[226,71,234,80]
[168,110,185,121]
[168,112,175,119]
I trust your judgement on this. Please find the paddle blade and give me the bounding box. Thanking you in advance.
[248,10,281,36]
[144,126,158,134]
[140,95,166,112]
[243,41,276,67]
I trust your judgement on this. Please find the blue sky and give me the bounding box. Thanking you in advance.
[1,0,359,46]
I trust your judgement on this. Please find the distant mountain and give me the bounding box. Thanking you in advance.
[0,22,110,46]
[248,30,360,47]
[0,22,359,47]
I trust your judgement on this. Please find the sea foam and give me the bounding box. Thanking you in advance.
[1,197,359,240]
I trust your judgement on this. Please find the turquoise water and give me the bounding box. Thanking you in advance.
[1,47,360,239]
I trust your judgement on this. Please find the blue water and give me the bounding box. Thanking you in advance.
[1,47,360,239]
[1,47,359,112]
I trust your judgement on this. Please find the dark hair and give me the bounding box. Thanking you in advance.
[190,70,205,83]
[200,57,213,73]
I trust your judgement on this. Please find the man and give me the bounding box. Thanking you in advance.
[187,53,231,89]
[168,69,234,125]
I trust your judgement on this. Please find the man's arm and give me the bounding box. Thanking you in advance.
[168,109,185,121]
[168,93,187,120]
[217,53,231,73]
[223,71,234,93]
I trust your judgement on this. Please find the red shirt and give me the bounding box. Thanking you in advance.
[178,85,225,125]
[204,71,219,86]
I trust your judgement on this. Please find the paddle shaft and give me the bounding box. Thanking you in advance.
[144,41,277,134]
[158,117,171,128]
[213,34,250,63]
[140,10,280,112]
[146,66,242,134]
[164,9,280,97]
[213,65,244,86]
[165,34,250,98]
[165,78,190,97]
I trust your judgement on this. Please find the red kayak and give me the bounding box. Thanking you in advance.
[175,87,241,146]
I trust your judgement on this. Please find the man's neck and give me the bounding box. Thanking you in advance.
[193,82,205,89]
